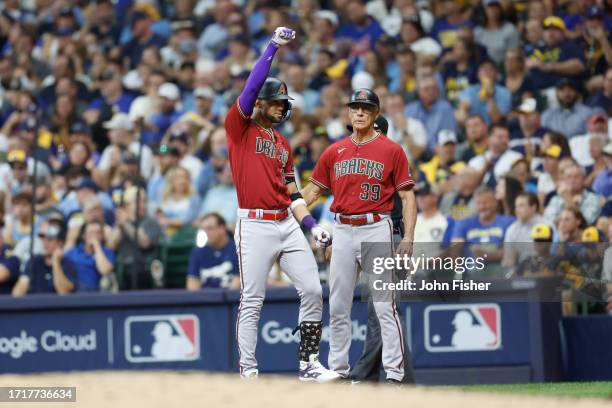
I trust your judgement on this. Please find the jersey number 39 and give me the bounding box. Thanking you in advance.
[359,182,381,202]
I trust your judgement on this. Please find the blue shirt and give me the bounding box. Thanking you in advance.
[405,98,457,150]
[88,93,134,114]
[336,18,385,48]
[526,41,585,89]
[593,169,612,198]
[23,255,78,294]
[187,239,238,288]
[65,244,115,291]
[0,246,20,295]
[452,214,515,251]
[459,84,512,124]
[541,103,602,138]
[143,109,182,147]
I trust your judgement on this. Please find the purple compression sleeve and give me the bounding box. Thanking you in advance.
[238,42,279,116]
[301,214,317,230]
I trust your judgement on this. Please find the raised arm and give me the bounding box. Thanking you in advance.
[238,27,295,116]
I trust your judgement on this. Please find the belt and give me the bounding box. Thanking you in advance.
[337,213,385,226]
[238,208,290,221]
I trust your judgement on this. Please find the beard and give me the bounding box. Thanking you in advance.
[265,112,283,124]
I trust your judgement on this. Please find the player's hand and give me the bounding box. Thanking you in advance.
[271,27,296,46]
[396,239,413,258]
[312,226,332,248]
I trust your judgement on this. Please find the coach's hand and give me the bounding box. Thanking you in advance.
[396,239,413,258]
[312,226,332,248]
[271,27,296,46]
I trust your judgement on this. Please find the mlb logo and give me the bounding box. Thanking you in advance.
[424,304,501,352]
[124,314,200,362]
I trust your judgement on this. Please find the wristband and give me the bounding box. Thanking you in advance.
[290,198,307,211]
[300,214,317,230]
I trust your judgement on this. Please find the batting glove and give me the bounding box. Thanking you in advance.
[312,226,332,248]
[271,27,296,46]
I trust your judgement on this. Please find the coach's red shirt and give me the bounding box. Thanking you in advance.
[225,102,293,210]
[310,133,414,215]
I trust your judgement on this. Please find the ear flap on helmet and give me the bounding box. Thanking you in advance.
[282,100,292,121]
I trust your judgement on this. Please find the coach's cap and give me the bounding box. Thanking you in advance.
[314,10,339,28]
[532,224,553,241]
[104,112,133,131]
[543,144,562,159]
[347,88,380,109]
[437,129,457,146]
[158,82,180,100]
[582,227,603,243]
[518,98,537,114]
[543,16,566,31]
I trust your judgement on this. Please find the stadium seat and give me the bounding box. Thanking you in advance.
[161,226,198,289]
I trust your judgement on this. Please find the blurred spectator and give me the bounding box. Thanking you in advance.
[12,219,77,296]
[420,130,465,195]
[451,186,515,276]
[65,196,113,251]
[122,10,167,69]
[579,7,612,92]
[0,233,20,295]
[495,176,523,216]
[468,123,523,188]
[186,213,238,290]
[430,0,471,51]
[544,164,602,225]
[144,82,182,147]
[383,92,427,161]
[413,180,454,249]
[570,113,609,168]
[64,220,115,292]
[509,158,538,194]
[592,143,612,198]
[514,223,557,277]
[542,78,602,138]
[556,207,587,243]
[457,114,488,162]
[148,144,181,205]
[440,38,478,106]
[95,112,154,188]
[525,16,585,91]
[336,0,385,51]
[439,166,480,220]
[474,0,520,65]
[456,59,511,126]
[502,192,546,269]
[586,67,612,114]
[167,130,203,184]
[198,163,238,229]
[503,48,538,111]
[109,186,162,290]
[405,75,457,150]
[3,192,34,247]
[196,0,236,59]
[510,98,546,159]
[156,166,200,235]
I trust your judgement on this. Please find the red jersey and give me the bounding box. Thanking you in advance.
[310,133,414,215]
[225,102,293,210]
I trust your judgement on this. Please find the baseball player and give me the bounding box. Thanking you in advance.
[302,89,417,384]
[225,27,339,382]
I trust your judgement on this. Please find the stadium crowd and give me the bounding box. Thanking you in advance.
[0,0,610,312]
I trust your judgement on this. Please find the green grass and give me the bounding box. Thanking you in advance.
[459,382,612,399]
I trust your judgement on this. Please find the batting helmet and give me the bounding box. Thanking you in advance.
[347,88,380,109]
[258,77,293,121]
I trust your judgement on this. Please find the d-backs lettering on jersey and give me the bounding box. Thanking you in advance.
[310,133,414,214]
[225,102,293,209]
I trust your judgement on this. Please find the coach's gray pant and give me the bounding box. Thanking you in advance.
[328,217,406,381]
[234,214,323,374]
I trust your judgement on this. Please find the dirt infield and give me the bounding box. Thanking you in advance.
[0,372,608,408]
